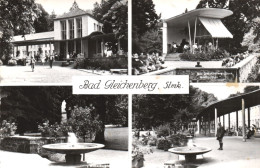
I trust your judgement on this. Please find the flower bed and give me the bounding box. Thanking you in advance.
[179,50,229,61]
[74,56,127,70]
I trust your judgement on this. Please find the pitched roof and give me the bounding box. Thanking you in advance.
[55,1,93,20]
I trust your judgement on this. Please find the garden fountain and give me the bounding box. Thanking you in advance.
[168,137,211,162]
[42,132,105,164]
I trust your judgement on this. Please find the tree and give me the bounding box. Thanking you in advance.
[92,0,128,51]
[0,0,40,62]
[0,86,71,133]
[136,29,162,54]
[241,18,260,52]
[33,4,54,33]
[132,0,161,54]
[132,0,160,37]
[0,87,128,143]
[133,86,217,129]
[196,0,260,54]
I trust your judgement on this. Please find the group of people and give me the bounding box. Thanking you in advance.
[222,52,249,67]
[30,53,55,72]
[170,39,216,54]
[132,52,167,75]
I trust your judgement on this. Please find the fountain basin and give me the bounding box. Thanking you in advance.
[42,143,104,164]
[168,146,211,162]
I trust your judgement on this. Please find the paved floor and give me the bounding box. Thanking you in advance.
[143,136,260,168]
[0,65,115,84]
[0,149,128,168]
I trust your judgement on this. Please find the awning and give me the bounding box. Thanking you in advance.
[199,17,233,38]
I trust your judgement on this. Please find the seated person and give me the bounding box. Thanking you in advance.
[195,62,202,67]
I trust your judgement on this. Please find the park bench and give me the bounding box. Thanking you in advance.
[110,69,127,74]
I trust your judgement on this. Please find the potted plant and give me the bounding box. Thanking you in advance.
[0,120,17,137]
[132,138,152,168]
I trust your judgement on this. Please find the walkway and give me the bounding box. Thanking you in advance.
[0,149,128,168]
[0,65,113,84]
[142,136,260,168]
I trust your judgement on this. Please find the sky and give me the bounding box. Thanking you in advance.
[153,0,201,19]
[191,83,259,101]
[35,0,101,15]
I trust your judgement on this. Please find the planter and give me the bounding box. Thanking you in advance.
[132,157,144,168]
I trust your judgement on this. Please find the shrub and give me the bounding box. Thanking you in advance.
[247,64,260,82]
[17,58,26,66]
[74,56,127,71]
[179,50,229,61]
[0,59,3,66]
[7,59,17,66]
[38,120,67,137]
[167,134,188,147]
[156,137,171,150]
[155,123,171,138]
[67,106,103,139]
[0,120,17,137]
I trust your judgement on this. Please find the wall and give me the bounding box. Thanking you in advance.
[0,136,65,155]
[167,27,189,45]
[233,54,258,82]
[87,16,103,35]
[54,20,61,40]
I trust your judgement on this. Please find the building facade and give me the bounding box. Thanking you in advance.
[12,1,104,60]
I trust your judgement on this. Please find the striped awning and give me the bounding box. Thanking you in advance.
[199,17,233,38]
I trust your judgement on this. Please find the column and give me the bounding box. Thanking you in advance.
[188,20,192,53]
[248,108,250,127]
[26,45,29,57]
[162,21,168,55]
[208,113,211,134]
[215,108,218,137]
[223,115,225,128]
[236,111,238,131]
[198,118,201,134]
[49,42,52,54]
[228,113,231,130]
[242,98,246,142]
[101,38,104,57]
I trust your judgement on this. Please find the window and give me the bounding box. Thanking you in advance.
[69,19,74,39]
[76,18,82,38]
[61,21,66,40]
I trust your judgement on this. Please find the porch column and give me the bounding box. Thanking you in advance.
[26,45,29,57]
[223,115,225,128]
[101,38,105,57]
[242,98,246,142]
[81,38,83,54]
[198,118,201,134]
[96,40,98,55]
[162,21,168,56]
[188,20,192,53]
[228,113,231,130]
[208,113,211,135]
[236,111,238,131]
[215,108,218,137]
[248,108,250,127]
[66,41,69,59]
[49,42,52,54]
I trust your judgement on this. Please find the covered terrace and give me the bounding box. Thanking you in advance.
[196,89,260,141]
[161,8,233,55]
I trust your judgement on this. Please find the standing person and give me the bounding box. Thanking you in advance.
[49,54,54,68]
[216,122,225,150]
[31,56,36,72]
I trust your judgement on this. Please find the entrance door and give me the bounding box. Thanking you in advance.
[60,42,66,60]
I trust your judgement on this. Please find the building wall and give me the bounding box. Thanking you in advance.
[82,15,88,37]
[87,16,103,35]
[15,44,54,58]
[167,27,189,45]
[54,20,61,40]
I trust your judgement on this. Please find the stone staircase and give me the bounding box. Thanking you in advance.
[164,53,181,61]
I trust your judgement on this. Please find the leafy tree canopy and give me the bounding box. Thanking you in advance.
[0,87,128,143]
[196,0,260,53]
[133,86,217,130]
